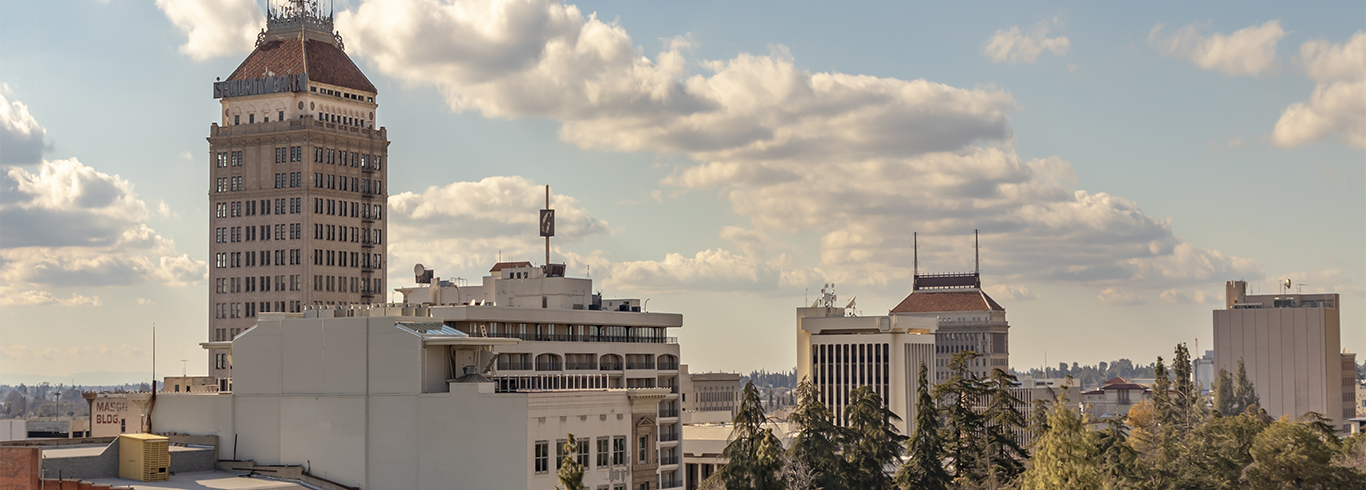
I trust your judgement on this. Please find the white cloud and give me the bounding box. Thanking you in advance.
[1158,288,1214,304]
[0,90,47,164]
[1097,287,1146,306]
[1274,268,1362,296]
[156,0,264,61]
[982,21,1071,64]
[330,0,1258,295]
[0,287,101,307]
[137,298,155,305]
[1149,20,1285,77]
[986,284,1036,301]
[1272,31,1366,148]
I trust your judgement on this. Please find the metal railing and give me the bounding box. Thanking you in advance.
[657,362,679,370]
[535,362,562,371]
[497,362,533,371]
[600,363,623,371]
[566,362,598,371]
[481,332,678,345]
[626,362,656,370]
[659,456,679,466]
[658,433,679,442]
[492,374,610,393]
[658,409,679,418]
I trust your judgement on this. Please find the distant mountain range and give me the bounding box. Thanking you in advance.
[0,371,161,386]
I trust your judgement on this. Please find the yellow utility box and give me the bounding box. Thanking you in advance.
[118,433,170,481]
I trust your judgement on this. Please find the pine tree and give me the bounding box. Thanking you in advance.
[1233,357,1259,415]
[983,368,1028,485]
[787,376,845,490]
[1212,368,1235,416]
[933,351,988,484]
[556,434,585,490]
[1171,343,1204,433]
[896,361,950,490]
[720,381,785,490]
[1093,415,1138,487]
[1152,356,1172,426]
[842,386,905,490]
[1017,388,1104,490]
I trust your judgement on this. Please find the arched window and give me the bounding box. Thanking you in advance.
[536,353,562,371]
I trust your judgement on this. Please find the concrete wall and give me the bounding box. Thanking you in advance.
[417,383,528,490]
[1214,305,1344,427]
[169,446,216,474]
[40,442,118,480]
[526,391,632,489]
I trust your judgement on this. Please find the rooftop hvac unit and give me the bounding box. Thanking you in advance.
[119,433,170,481]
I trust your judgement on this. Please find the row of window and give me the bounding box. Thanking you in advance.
[313,275,382,294]
[533,436,632,474]
[215,199,303,217]
[313,173,383,195]
[314,224,382,244]
[215,176,244,192]
[215,151,243,168]
[275,146,303,163]
[215,250,302,268]
[215,223,302,243]
[312,249,382,269]
[214,300,302,321]
[275,172,303,188]
[230,111,288,125]
[316,198,383,219]
[313,148,382,171]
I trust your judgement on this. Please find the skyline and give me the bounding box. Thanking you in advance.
[0,0,1362,381]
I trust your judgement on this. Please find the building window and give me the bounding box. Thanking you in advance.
[231,176,242,191]
[234,115,239,125]
[596,437,609,468]
[249,114,254,124]
[534,441,549,474]
[578,438,589,467]
[279,111,285,123]
[613,436,626,466]
[232,151,242,166]
[216,177,227,193]
[215,253,227,268]
[216,152,228,167]
[556,439,568,470]
[639,436,648,464]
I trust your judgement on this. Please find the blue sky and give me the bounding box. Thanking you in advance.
[1,0,1361,381]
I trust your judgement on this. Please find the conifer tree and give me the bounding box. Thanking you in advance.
[556,434,585,490]
[787,376,845,490]
[1152,356,1172,425]
[933,351,988,483]
[1018,386,1104,490]
[720,381,785,490]
[983,368,1028,484]
[895,362,950,490]
[1233,357,1259,415]
[1171,343,1204,432]
[1212,368,1235,416]
[841,386,905,490]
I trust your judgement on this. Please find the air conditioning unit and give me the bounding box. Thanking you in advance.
[119,433,170,482]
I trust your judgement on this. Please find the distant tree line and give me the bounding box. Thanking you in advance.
[701,343,1366,489]
[0,383,151,419]
[1012,359,1157,391]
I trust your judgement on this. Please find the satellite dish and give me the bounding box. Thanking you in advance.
[414,263,426,275]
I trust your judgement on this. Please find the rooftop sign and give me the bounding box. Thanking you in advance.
[213,73,308,99]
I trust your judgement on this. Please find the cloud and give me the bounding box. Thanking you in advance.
[1274,268,1362,296]
[137,298,155,305]
[156,0,264,60]
[986,284,1036,301]
[1149,20,1285,76]
[0,287,101,307]
[1272,31,1366,148]
[0,158,207,288]
[982,21,1071,64]
[332,0,1257,295]
[1097,287,1146,305]
[0,90,47,164]
[386,176,609,280]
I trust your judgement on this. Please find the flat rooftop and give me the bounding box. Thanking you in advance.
[43,444,211,459]
[87,471,308,490]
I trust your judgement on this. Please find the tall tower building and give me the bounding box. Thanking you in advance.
[206,0,388,386]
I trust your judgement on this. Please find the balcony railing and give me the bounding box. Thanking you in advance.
[535,362,562,371]
[659,456,679,466]
[660,480,682,489]
[492,374,609,393]
[566,362,598,370]
[657,362,679,370]
[658,409,679,418]
[658,433,679,442]
[626,362,656,370]
[480,332,678,345]
[600,363,623,371]
[497,362,533,371]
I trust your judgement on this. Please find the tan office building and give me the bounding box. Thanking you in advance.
[1214,280,1351,429]
[205,3,388,388]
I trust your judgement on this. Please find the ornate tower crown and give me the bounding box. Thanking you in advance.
[260,0,342,49]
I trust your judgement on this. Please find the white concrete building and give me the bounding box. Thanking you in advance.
[1214,280,1350,430]
[795,288,937,436]
[166,262,686,489]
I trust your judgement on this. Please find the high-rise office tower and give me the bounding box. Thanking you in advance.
[206,0,388,387]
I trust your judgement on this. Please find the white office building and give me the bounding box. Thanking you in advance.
[165,262,686,489]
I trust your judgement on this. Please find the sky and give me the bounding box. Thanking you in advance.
[0,0,1362,383]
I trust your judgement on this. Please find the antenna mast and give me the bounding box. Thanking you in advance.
[545,186,551,266]
[913,232,918,277]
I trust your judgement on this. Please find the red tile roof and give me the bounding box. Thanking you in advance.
[489,261,534,272]
[227,39,376,93]
[890,290,1004,313]
[1099,377,1149,391]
